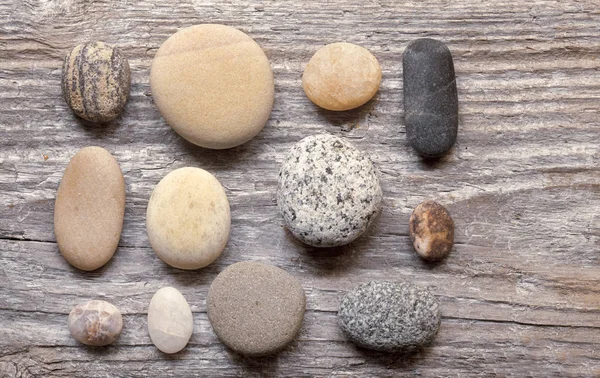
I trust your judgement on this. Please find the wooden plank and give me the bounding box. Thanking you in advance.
[0,0,599,376]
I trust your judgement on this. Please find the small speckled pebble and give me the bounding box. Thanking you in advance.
[277,134,382,247]
[339,281,441,352]
[403,38,458,157]
[409,200,454,261]
[302,42,381,111]
[68,300,123,346]
[62,41,131,123]
[207,261,306,356]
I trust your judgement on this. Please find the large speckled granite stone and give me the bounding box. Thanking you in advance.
[403,38,458,157]
[277,134,382,247]
[62,41,130,123]
[339,281,441,352]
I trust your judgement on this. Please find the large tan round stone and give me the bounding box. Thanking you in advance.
[146,167,230,270]
[54,146,125,271]
[150,24,274,149]
[302,42,381,111]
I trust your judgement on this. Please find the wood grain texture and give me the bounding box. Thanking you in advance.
[0,0,599,376]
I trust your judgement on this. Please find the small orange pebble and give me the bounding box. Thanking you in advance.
[302,42,381,111]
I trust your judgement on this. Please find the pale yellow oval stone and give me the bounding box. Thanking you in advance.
[150,24,274,149]
[302,42,382,111]
[54,147,125,271]
[146,167,230,270]
[148,287,194,354]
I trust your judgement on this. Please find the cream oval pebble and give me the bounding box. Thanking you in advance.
[54,147,125,271]
[148,287,194,354]
[146,167,231,270]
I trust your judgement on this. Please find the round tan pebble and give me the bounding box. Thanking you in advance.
[148,287,194,354]
[207,261,306,356]
[302,42,381,111]
[62,41,131,123]
[150,24,274,149]
[68,300,123,346]
[54,147,125,271]
[409,200,454,261]
[146,167,230,270]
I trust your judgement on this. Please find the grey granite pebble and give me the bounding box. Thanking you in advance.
[277,134,382,247]
[339,281,441,352]
[403,38,458,157]
[62,41,130,123]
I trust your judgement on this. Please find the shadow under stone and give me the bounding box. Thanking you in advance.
[293,236,367,277]
[351,342,435,370]
[227,348,280,377]
[75,114,124,140]
[314,94,378,135]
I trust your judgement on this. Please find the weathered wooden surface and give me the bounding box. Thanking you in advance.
[1,0,599,376]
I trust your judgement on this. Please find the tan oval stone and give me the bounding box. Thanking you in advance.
[150,24,274,149]
[148,287,194,354]
[302,42,382,111]
[146,167,231,270]
[54,147,125,271]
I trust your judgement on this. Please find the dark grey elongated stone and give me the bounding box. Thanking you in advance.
[403,38,458,157]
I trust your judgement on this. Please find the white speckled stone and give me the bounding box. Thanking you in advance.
[277,134,382,247]
[148,287,194,354]
[146,167,231,269]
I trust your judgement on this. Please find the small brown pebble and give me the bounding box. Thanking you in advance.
[54,146,125,271]
[68,300,123,346]
[409,200,454,261]
[302,42,381,111]
[62,41,131,123]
